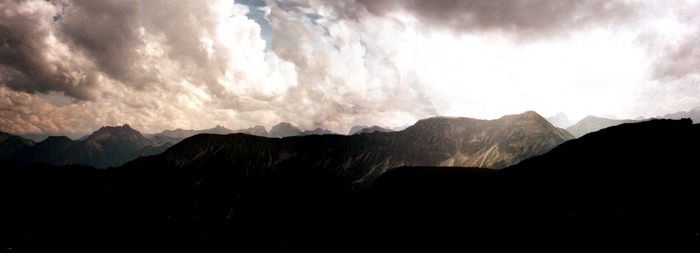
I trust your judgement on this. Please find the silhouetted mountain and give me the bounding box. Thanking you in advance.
[347,125,368,135]
[302,127,335,135]
[351,125,393,135]
[122,111,572,187]
[146,134,182,145]
[234,125,269,137]
[149,125,234,144]
[363,118,700,251]
[131,141,173,157]
[3,119,697,252]
[0,131,35,160]
[3,125,169,168]
[661,106,700,122]
[566,115,637,137]
[268,122,303,138]
[27,136,77,164]
[349,125,405,135]
[55,125,156,168]
[546,112,573,128]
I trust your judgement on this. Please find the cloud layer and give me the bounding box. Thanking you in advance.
[0,0,698,138]
[357,0,638,37]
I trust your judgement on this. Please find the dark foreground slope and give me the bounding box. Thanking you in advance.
[1,119,697,252]
[366,119,700,251]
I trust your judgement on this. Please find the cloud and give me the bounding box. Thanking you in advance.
[263,0,439,130]
[652,15,700,81]
[0,0,438,135]
[0,0,99,100]
[356,0,638,38]
[0,0,698,137]
[0,86,91,137]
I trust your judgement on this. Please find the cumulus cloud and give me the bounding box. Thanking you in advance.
[262,0,439,130]
[0,0,439,135]
[0,0,99,100]
[0,0,698,137]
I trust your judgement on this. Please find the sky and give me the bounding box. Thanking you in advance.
[1,0,699,139]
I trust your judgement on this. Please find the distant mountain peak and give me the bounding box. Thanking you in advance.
[566,116,637,138]
[234,125,269,137]
[269,122,303,138]
[546,112,573,129]
[349,125,393,135]
[89,124,144,141]
[302,127,335,136]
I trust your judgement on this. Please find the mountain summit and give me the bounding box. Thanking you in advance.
[56,124,159,168]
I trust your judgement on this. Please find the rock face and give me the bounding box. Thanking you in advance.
[123,111,573,187]
[399,111,574,169]
[566,116,637,138]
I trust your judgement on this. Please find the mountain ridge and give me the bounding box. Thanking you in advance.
[122,111,573,187]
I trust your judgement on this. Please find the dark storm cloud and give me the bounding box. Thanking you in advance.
[59,0,230,91]
[356,0,638,37]
[0,0,238,101]
[57,0,149,88]
[0,1,98,100]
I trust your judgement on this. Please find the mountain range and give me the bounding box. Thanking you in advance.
[0,111,571,171]
[545,106,700,138]
[119,111,572,187]
[0,125,170,168]
[1,116,697,251]
[148,123,337,144]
